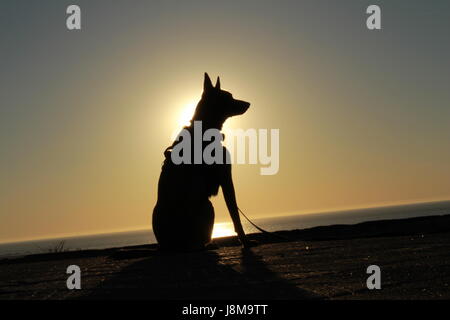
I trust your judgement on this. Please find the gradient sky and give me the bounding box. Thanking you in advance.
[1,0,449,243]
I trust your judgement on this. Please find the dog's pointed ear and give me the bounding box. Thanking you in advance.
[215,77,221,90]
[204,73,214,92]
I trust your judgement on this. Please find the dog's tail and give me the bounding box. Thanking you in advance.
[238,207,292,242]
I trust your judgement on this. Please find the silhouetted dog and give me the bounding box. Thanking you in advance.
[152,73,251,251]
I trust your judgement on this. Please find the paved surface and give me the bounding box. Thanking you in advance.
[1,215,450,300]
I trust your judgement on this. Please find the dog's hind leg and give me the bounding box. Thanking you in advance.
[152,200,214,251]
[181,199,214,251]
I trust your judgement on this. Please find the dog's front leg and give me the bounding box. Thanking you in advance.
[220,164,251,247]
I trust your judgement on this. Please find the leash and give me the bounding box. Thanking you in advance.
[237,207,292,242]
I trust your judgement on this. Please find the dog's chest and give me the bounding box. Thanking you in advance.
[161,158,222,198]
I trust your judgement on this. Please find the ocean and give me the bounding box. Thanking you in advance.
[1,200,449,259]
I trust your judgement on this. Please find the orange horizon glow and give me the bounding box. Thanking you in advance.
[2,197,449,245]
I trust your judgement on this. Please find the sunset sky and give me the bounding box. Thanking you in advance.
[1,0,449,243]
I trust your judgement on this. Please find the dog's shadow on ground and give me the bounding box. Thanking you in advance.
[84,245,320,300]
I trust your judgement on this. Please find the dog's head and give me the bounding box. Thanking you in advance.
[191,73,250,129]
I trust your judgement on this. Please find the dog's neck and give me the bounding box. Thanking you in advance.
[190,99,227,131]
[181,122,226,142]
[188,120,224,131]
[165,122,225,157]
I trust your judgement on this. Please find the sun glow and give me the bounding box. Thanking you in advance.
[212,222,236,239]
[177,99,198,128]
[170,99,198,140]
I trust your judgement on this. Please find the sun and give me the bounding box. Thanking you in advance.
[177,99,198,128]
[170,99,198,140]
[212,222,236,238]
